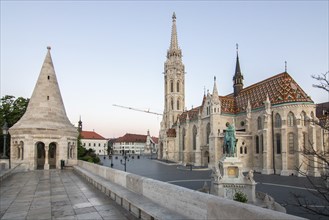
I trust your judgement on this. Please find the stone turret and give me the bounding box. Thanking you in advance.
[9,47,78,170]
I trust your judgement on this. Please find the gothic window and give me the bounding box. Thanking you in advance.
[177,99,180,110]
[276,133,281,154]
[275,113,282,128]
[260,134,264,153]
[255,135,259,154]
[244,146,247,154]
[301,112,305,126]
[206,123,210,144]
[177,81,180,92]
[257,116,262,130]
[287,112,295,127]
[182,128,186,151]
[67,142,70,158]
[240,146,243,154]
[170,80,174,92]
[288,133,294,154]
[193,125,197,150]
[17,147,20,160]
[171,98,174,110]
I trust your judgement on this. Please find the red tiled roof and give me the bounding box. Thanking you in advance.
[116,133,147,143]
[167,128,176,137]
[151,136,159,144]
[80,131,106,140]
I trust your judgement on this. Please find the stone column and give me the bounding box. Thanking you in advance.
[44,145,49,170]
[280,128,288,175]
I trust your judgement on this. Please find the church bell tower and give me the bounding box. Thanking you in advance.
[163,12,185,129]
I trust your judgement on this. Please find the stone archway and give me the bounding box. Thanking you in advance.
[204,151,210,166]
[49,142,57,169]
[36,142,45,169]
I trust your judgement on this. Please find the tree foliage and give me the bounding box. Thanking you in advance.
[290,72,329,217]
[0,95,29,156]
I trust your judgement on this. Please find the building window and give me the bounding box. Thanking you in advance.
[275,113,281,128]
[287,112,295,127]
[99,143,101,147]
[206,123,210,144]
[193,125,197,150]
[94,143,96,147]
[288,133,294,154]
[257,116,262,130]
[170,80,174,92]
[177,99,180,110]
[177,81,180,92]
[240,146,243,154]
[255,136,259,154]
[276,133,281,154]
[244,146,247,154]
[260,134,264,153]
[89,143,91,146]
[171,98,174,110]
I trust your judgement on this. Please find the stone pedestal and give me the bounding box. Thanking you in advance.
[211,156,256,203]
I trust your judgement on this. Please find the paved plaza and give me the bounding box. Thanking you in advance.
[0,169,137,220]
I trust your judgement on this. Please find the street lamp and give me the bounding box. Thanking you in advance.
[2,121,8,159]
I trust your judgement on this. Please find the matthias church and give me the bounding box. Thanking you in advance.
[159,13,327,176]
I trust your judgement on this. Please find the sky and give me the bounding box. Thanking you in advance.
[1,1,328,138]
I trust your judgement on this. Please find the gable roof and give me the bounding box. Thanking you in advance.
[116,133,147,143]
[80,131,106,140]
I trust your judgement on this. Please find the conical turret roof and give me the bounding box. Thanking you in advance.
[10,47,77,136]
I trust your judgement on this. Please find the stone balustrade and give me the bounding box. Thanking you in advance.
[76,160,305,220]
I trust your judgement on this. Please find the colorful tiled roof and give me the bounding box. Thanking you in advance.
[177,72,313,123]
[80,131,106,140]
[167,128,176,137]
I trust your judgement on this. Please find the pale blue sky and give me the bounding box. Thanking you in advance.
[1,1,328,138]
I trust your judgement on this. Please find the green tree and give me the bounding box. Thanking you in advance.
[0,95,29,157]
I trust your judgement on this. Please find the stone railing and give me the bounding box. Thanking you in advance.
[76,160,305,220]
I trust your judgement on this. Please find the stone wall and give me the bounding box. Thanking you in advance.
[77,160,304,219]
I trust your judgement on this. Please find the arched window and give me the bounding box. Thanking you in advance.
[275,113,282,128]
[257,116,262,130]
[244,146,247,154]
[193,125,197,150]
[177,99,180,110]
[177,81,180,92]
[171,98,174,110]
[49,143,56,158]
[240,146,243,154]
[182,128,186,151]
[255,136,259,154]
[287,112,295,127]
[276,133,281,154]
[170,80,174,92]
[288,133,294,154]
[206,123,210,144]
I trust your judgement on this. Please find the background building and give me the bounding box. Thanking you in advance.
[113,132,158,155]
[78,119,108,155]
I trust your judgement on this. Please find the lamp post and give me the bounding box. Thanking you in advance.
[2,121,8,159]
[120,150,129,172]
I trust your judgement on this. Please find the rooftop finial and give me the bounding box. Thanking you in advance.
[47,46,51,50]
[285,61,287,72]
[172,12,176,21]
[214,76,216,81]
[236,43,239,55]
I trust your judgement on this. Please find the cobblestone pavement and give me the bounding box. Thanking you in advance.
[0,169,137,220]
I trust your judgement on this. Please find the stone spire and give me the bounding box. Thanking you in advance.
[233,44,244,97]
[10,47,77,135]
[167,12,182,59]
